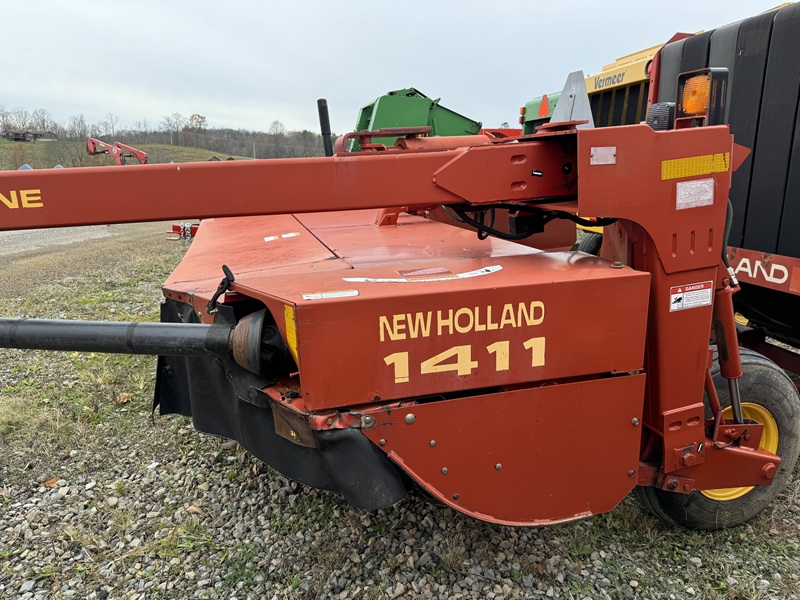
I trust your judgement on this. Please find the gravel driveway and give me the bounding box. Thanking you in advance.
[1,223,798,600]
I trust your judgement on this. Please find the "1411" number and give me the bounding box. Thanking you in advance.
[383,337,545,384]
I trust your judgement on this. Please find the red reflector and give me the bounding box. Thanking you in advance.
[519,116,524,124]
[538,95,550,118]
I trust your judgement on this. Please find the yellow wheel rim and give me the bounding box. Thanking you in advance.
[701,402,779,501]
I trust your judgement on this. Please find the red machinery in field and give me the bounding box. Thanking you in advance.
[1,77,798,529]
[86,137,148,165]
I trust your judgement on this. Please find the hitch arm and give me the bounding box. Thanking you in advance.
[0,139,575,231]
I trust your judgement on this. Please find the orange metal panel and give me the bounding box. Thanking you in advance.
[158,207,649,410]
[361,374,646,525]
[577,124,733,274]
[229,251,649,410]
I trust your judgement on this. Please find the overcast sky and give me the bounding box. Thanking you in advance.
[1,1,785,135]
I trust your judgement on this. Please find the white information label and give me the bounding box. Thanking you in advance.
[301,289,360,301]
[343,265,502,284]
[265,232,301,242]
[669,281,713,312]
[590,146,616,165]
[676,177,714,210]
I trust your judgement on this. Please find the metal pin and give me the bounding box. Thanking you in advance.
[429,440,436,447]
[404,413,416,425]
[441,467,448,474]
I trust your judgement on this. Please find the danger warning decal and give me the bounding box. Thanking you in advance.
[669,281,713,312]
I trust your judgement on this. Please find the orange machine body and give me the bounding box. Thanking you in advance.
[0,124,775,525]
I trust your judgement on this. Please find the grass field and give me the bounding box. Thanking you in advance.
[0,139,247,170]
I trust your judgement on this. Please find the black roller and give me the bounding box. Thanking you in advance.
[0,318,232,358]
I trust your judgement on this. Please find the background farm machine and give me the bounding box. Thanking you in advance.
[86,137,149,166]
[521,3,800,383]
[1,19,800,529]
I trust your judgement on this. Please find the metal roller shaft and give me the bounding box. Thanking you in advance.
[0,318,233,358]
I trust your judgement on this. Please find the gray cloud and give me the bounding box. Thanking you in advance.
[1,0,771,134]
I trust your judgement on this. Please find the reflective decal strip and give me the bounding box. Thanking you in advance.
[283,305,299,364]
[661,152,730,180]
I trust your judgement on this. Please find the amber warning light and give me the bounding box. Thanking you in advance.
[675,68,728,128]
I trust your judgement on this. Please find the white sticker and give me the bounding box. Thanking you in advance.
[676,178,714,210]
[265,232,301,242]
[301,289,360,301]
[590,146,616,165]
[669,281,713,312]
[343,265,502,283]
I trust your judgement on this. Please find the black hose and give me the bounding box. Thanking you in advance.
[722,199,733,270]
[451,207,554,241]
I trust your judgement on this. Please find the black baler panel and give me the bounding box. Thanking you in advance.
[708,21,742,124]
[776,8,800,258]
[780,100,800,257]
[657,39,686,105]
[743,4,800,254]
[680,31,712,72]
[611,88,626,126]
[625,84,641,124]
[726,11,774,248]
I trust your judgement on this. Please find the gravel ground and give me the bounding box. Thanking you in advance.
[1,223,799,600]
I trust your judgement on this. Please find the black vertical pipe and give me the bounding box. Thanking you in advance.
[317,99,334,157]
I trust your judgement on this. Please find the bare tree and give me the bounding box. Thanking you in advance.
[268,120,286,136]
[67,114,89,139]
[267,120,286,157]
[9,107,31,130]
[100,112,119,137]
[30,108,52,131]
[161,113,186,144]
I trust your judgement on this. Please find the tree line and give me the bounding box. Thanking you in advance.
[0,106,330,160]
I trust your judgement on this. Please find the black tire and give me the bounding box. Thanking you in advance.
[634,347,800,530]
[576,232,603,255]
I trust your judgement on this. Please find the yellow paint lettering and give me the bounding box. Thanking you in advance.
[392,314,406,340]
[420,345,478,377]
[384,352,410,383]
[523,336,546,367]
[20,189,43,208]
[454,308,473,334]
[517,301,545,326]
[486,305,499,330]
[407,311,432,339]
[499,303,517,329]
[379,314,407,342]
[0,191,19,209]
[473,306,486,332]
[486,340,510,371]
[437,309,454,336]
